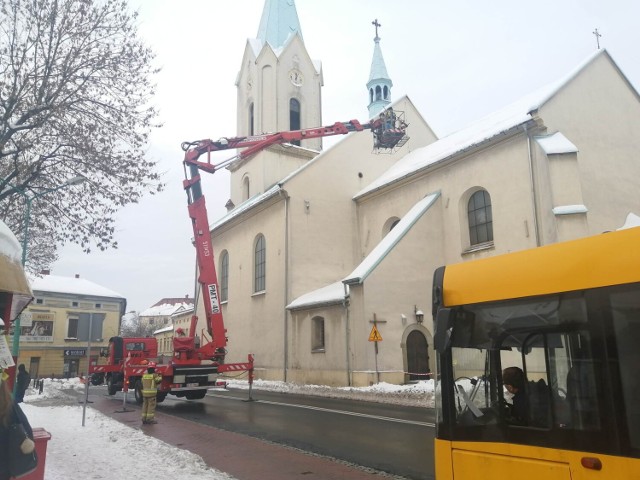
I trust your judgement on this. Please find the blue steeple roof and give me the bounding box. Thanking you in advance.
[368,36,391,83]
[367,20,393,117]
[257,0,303,49]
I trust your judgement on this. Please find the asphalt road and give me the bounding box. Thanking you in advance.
[153,388,436,480]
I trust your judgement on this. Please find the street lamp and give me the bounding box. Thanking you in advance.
[11,175,86,390]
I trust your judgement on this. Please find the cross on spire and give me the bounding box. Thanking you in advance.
[593,28,602,49]
[372,19,382,39]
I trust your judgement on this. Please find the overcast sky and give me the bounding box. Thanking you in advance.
[52,0,640,313]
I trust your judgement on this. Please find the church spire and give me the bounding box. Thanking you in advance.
[367,19,393,118]
[257,0,303,49]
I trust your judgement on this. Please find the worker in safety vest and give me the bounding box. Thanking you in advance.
[141,363,162,424]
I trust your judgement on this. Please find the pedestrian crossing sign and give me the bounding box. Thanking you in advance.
[368,325,383,342]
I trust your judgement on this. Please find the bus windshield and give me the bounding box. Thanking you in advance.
[437,283,640,455]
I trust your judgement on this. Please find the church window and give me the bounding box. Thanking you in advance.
[254,234,266,293]
[289,98,301,146]
[243,175,250,201]
[220,250,229,302]
[383,85,389,100]
[369,88,374,104]
[375,85,382,101]
[249,103,254,136]
[468,190,494,246]
[383,217,401,236]
[312,316,325,352]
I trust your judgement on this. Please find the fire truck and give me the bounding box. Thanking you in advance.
[90,108,408,404]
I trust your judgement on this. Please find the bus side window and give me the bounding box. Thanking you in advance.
[611,289,640,449]
[564,333,601,431]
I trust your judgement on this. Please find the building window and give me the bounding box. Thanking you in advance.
[71,301,78,307]
[243,176,250,201]
[312,316,325,352]
[249,102,254,136]
[35,298,43,304]
[383,85,389,99]
[67,317,79,338]
[468,189,493,246]
[289,98,300,146]
[375,85,382,101]
[220,250,229,302]
[254,234,266,293]
[95,303,101,309]
[369,88,373,103]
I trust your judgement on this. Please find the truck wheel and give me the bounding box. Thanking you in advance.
[185,390,207,400]
[134,380,143,405]
[107,376,118,396]
[156,392,167,403]
[90,373,104,386]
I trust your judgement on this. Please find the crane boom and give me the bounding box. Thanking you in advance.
[181,108,408,364]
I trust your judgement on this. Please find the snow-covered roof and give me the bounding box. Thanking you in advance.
[30,274,124,299]
[153,324,174,335]
[344,192,440,285]
[535,132,578,154]
[139,302,192,317]
[286,281,347,311]
[211,184,281,230]
[0,219,22,264]
[355,49,606,199]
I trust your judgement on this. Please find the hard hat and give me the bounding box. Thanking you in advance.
[147,362,157,368]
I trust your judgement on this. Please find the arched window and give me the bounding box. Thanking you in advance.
[220,250,229,302]
[312,316,325,352]
[254,234,266,293]
[369,88,374,103]
[243,176,250,201]
[249,102,254,136]
[375,85,382,101]
[289,98,300,146]
[382,217,401,236]
[383,85,389,100]
[468,190,494,246]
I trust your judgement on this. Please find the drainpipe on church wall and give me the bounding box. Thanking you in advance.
[524,123,541,247]
[281,190,290,382]
[343,283,352,386]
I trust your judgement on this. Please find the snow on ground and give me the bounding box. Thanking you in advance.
[19,377,435,479]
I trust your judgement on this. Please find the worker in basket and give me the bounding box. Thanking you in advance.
[141,362,162,425]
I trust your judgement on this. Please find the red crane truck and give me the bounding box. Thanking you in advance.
[90,108,408,404]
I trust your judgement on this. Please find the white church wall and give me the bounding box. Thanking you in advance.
[208,195,289,380]
[536,52,640,238]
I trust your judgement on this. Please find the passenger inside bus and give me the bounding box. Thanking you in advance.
[503,367,528,424]
[503,366,551,427]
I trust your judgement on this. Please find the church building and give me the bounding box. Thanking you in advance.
[195,0,640,386]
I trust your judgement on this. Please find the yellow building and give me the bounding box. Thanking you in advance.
[15,271,126,379]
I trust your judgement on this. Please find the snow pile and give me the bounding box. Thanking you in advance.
[225,378,436,407]
[21,379,236,480]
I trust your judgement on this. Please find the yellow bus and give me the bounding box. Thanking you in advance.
[431,226,640,479]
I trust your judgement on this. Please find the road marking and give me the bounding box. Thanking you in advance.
[207,393,435,428]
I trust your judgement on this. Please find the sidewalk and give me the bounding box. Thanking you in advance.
[89,391,402,480]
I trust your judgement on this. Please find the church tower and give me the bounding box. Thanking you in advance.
[231,0,324,206]
[367,19,393,118]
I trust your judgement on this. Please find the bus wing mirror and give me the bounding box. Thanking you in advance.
[434,308,454,352]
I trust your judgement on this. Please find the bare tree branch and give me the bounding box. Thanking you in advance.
[0,0,163,272]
